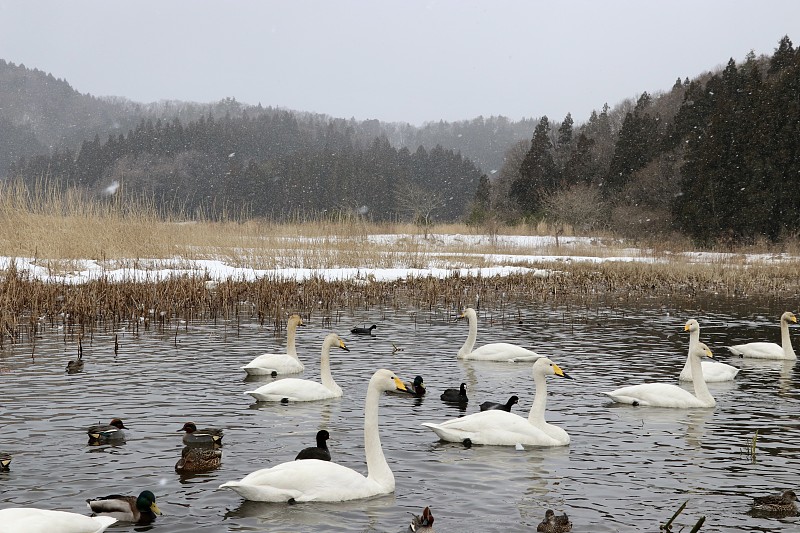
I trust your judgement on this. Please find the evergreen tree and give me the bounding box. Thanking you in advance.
[510,117,557,213]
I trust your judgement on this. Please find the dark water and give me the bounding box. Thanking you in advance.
[2,300,800,532]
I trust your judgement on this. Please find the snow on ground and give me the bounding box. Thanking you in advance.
[0,234,796,284]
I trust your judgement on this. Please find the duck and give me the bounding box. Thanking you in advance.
[479,395,519,412]
[86,490,162,525]
[87,418,127,445]
[679,319,739,382]
[245,333,348,402]
[604,342,716,408]
[0,508,117,533]
[728,311,797,360]
[242,314,306,375]
[351,324,377,336]
[178,421,224,446]
[422,358,572,446]
[440,383,468,403]
[537,509,572,532]
[220,369,407,502]
[175,446,222,474]
[751,490,799,515]
[404,375,426,397]
[457,307,541,362]
[408,506,435,532]
[65,352,84,374]
[295,430,331,461]
[0,452,11,471]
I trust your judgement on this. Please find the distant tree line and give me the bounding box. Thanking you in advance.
[482,36,800,245]
[8,111,484,222]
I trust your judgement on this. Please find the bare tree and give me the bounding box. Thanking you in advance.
[540,183,608,235]
[394,180,444,238]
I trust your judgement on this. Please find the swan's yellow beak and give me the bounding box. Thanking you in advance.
[552,363,574,380]
[790,314,798,324]
[703,346,714,359]
[338,340,350,352]
[684,323,691,332]
[393,377,407,391]
[457,312,466,320]
[151,502,162,515]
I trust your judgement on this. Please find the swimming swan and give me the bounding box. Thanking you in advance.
[422,358,572,446]
[242,314,306,375]
[0,508,117,533]
[220,368,407,502]
[604,342,716,408]
[245,333,348,402]
[457,307,541,362]
[728,311,797,360]
[679,319,739,382]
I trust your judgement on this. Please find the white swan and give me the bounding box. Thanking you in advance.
[421,357,572,446]
[220,368,407,502]
[679,319,740,382]
[0,508,117,533]
[242,314,305,375]
[604,342,716,408]
[728,311,797,360]
[457,307,542,362]
[245,333,347,402]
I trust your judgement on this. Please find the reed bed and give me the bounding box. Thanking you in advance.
[2,258,799,350]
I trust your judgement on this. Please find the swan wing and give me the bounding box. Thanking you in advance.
[242,353,303,375]
[464,343,542,362]
[422,411,562,446]
[220,460,380,502]
[728,342,786,359]
[680,360,740,382]
[245,378,339,402]
[604,383,708,408]
[0,508,117,533]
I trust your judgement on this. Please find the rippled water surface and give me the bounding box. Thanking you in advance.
[2,300,800,532]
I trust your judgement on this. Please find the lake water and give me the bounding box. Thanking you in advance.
[1,299,799,532]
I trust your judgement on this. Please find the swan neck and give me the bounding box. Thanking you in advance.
[319,342,339,392]
[528,370,548,426]
[364,381,393,488]
[781,320,796,357]
[689,351,714,405]
[681,328,700,374]
[286,321,299,358]
[459,313,477,357]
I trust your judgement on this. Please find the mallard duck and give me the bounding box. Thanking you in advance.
[0,452,11,471]
[537,509,572,532]
[479,395,519,412]
[87,418,127,445]
[408,506,435,532]
[65,352,84,374]
[351,324,377,336]
[178,422,223,446]
[457,307,541,362]
[295,430,331,461]
[175,446,222,474]
[242,314,306,375]
[220,369,407,502]
[728,311,797,360]
[440,383,468,403]
[404,376,426,396]
[751,490,799,515]
[0,508,116,532]
[86,490,162,525]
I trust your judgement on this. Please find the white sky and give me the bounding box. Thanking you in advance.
[1,1,799,126]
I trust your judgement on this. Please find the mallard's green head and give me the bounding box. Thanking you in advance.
[136,490,162,515]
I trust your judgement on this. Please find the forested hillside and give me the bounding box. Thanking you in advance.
[486,36,800,244]
[2,36,799,242]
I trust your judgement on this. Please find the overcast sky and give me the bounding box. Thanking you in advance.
[1,1,799,126]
